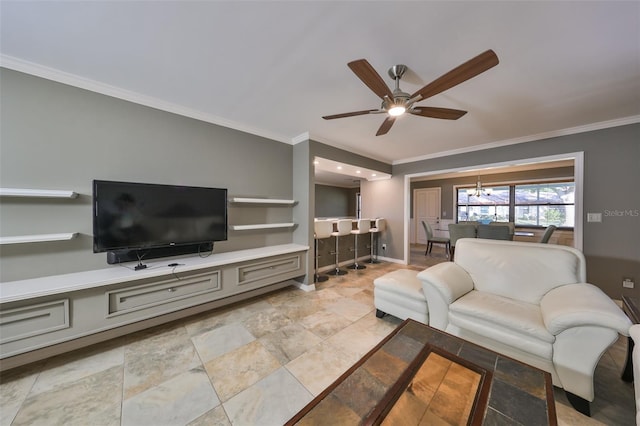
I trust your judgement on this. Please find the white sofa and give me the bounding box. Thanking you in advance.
[417,238,631,416]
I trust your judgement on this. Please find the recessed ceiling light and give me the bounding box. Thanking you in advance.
[313,160,319,165]
[356,170,361,174]
[337,166,342,170]
[372,173,377,177]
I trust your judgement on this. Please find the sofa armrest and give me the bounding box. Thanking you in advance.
[629,324,640,425]
[417,262,474,330]
[540,283,632,336]
[417,262,474,303]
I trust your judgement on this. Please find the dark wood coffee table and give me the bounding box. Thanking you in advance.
[286,319,557,425]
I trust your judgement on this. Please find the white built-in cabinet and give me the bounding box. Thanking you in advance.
[0,244,308,370]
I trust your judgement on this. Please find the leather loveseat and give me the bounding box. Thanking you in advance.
[417,238,631,416]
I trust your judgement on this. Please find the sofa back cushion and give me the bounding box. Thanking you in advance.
[454,239,586,304]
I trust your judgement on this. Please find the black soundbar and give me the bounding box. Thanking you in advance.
[106,242,213,265]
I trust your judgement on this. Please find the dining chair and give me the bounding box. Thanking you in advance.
[489,221,515,239]
[539,225,557,243]
[477,224,512,240]
[421,220,450,257]
[448,223,477,260]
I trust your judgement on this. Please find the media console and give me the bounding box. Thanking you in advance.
[0,243,308,371]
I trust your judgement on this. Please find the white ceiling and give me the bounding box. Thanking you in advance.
[1,1,639,166]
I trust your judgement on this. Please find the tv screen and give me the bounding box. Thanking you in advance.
[93,180,227,253]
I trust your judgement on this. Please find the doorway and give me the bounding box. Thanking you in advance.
[403,152,584,266]
[413,188,441,245]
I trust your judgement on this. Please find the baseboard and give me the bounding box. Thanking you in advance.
[318,255,372,273]
[292,281,315,292]
[375,255,405,264]
[316,255,405,272]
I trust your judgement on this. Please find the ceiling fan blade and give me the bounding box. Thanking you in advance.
[410,107,468,120]
[410,50,499,101]
[376,116,396,136]
[322,109,379,120]
[348,59,394,100]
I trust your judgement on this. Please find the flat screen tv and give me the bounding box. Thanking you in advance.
[93,180,227,261]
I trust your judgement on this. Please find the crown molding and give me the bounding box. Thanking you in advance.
[291,132,309,144]
[393,115,640,165]
[0,55,293,144]
[2,55,637,158]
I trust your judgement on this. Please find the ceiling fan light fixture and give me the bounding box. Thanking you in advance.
[388,105,406,116]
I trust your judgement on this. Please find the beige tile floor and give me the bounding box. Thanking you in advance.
[1,253,635,426]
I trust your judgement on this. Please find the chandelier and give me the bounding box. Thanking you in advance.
[467,177,492,197]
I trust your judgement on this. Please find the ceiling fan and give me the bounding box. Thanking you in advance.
[322,49,499,136]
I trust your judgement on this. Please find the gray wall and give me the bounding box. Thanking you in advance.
[372,124,640,299]
[0,69,294,282]
[361,176,403,261]
[2,68,638,300]
[315,184,358,218]
[292,140,313,286]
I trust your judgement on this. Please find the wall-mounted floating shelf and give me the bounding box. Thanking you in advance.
[229,197,295,205]
[0,233,78,245]
[229,223,295,231]
[0,188,78,199]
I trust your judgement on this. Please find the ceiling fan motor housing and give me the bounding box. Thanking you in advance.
[388,64,407,80]
[385,65,411,112]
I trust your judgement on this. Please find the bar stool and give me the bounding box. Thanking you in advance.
[313,220,333,283]
[348,218,370,270]
[327,219,352,276]
[369,218,386,264]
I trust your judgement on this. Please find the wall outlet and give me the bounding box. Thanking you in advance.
[623,278,635,289]
[587,212,602,223]
[382,244,387,251]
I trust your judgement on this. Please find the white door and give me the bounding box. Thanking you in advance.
[414,188,441,244]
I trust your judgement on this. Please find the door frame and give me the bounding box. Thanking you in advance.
[402,152,584,265]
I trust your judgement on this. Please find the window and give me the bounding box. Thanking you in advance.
[457,186,509,223]
[456,180,574,228]
[514,182,575,227]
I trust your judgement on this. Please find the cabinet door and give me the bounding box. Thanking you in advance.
[235,254,303,288]
[106,271,221,317]
[0,299,70,344]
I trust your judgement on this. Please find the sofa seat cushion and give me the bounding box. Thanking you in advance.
[449,290,554,359]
